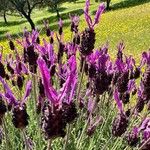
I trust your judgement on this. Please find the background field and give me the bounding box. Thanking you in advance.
[0,0,150,57]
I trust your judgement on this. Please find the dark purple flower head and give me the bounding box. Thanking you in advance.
[126,127,139,147]
[135,84,145,113]
[7,33,16,51]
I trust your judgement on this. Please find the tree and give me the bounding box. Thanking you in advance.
[9,0,43,30]
[106,0,111,10]
[0,0,11,24]
[44,0,77,19]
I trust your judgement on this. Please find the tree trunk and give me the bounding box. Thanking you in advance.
[26,15,35,30]
[55,4,60,20]
[106,0,111,10]
[3,10,8,24]
[22,12,35,30]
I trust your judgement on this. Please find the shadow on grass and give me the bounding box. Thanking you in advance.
[0,8,83,41]
[0,30,8,41]
[36,8,83,25]
[75,0,85,4]
[0,30,8,35]
[112,0,150,10]
[92,0,150,15]
[0,20,26,27]
[40,21,71,35]
[48,7,67,13]
[0,21,71,41]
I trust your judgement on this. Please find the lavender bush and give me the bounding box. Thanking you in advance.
[0,0,150,149]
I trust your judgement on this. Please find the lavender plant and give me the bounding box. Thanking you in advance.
[0,0,150,150]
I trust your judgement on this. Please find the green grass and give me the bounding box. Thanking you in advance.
[0,0,150,57]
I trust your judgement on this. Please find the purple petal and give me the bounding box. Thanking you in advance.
[0,76,17,105]
[139,118,150,131]
[58,18,63,27]
[59,56,77,103]
[68,55,76,73]
[137,82,144,98]
[31,30,39,43]
[84,11,93,28]
[98,54,109,70]
[93,116,103,127]
[114,89,123,112]
[143,128,150,140]
[37,57,58,104]
[85,0,90,15]
[133,127,139,135]
[21,80,32,104]
[117,42,125,52]
[84,0,92,28]
[93,3,105,27]
[115,59,125,72]
[21,62,28,74]
[141,51,150,65]
[68,76,77,104]
[128,79,136,93]
[88,99,95,113]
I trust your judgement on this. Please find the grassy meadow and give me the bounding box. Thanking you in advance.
[0,0,150,58]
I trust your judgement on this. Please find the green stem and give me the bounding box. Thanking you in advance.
[22,129,29,150]
[2,117,11,150]
[63,124,71,150]
[32,75,42,149]
[32,75,37,111]
[47,139,52,150]
[76,116,90,149]
[110,137,120,150]
[138,137,150,150]
[77,57,86,104]
[101,135,112,150]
